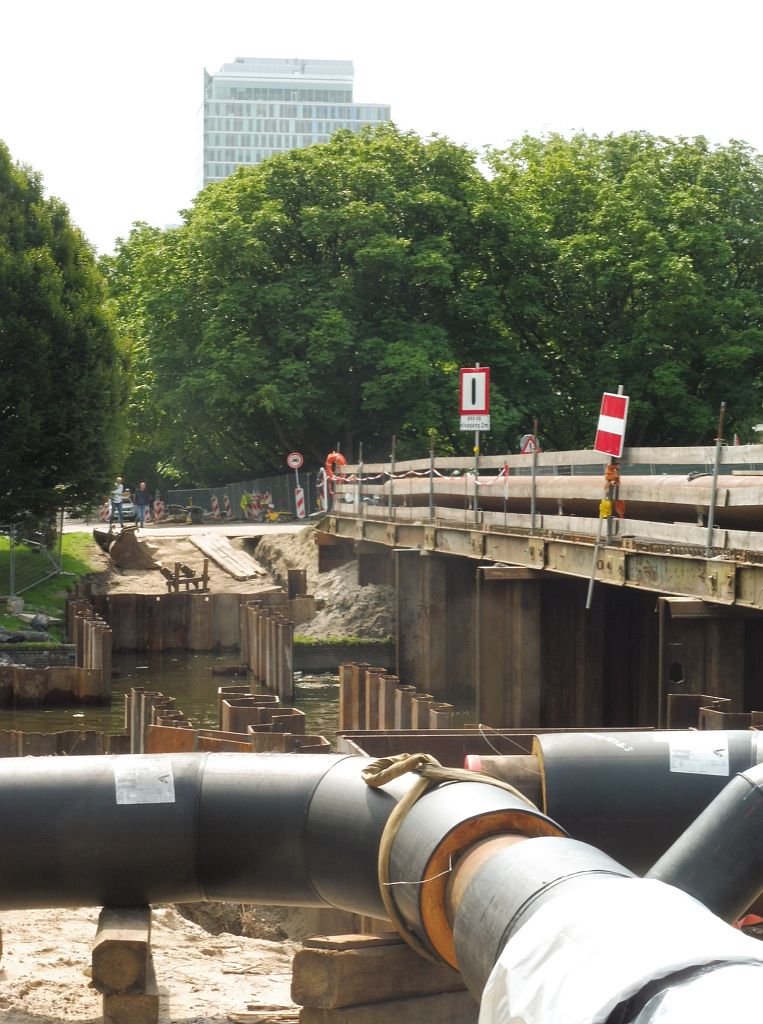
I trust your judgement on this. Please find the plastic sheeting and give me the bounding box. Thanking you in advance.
[478,877,763,1024]
[630,962,763,1023]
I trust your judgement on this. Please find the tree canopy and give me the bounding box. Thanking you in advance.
[485,132,763,448]
[108,127,763,485]
[0,141,125,523]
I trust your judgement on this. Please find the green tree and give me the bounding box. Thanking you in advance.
[485,133,763,448]
[107,126,508,481]
[0,142,125,522]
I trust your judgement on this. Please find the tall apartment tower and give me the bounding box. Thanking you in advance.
[200,57,391,186]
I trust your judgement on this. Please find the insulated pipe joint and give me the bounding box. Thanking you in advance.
[387,781,565,968]
[451,835,634,999]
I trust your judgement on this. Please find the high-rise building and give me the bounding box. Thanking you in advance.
[200,57,391,187]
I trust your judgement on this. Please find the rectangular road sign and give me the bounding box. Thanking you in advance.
[460,414,491,431]
[460,367,490,415]
[594,392,629,457]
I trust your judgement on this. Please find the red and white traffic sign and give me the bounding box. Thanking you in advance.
[460,367,490,431]
[594,392,629,458]
[294,486,306,519]
[286,452,304,470]
[460,367,490,414]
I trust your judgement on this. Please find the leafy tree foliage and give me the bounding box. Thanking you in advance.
[485,133,763,447]
[109,129,763,485]
[0,142,125,522]
[107,126,504,482]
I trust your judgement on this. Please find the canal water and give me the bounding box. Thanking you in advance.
[0,652,341,744]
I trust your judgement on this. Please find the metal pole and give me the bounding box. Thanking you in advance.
[429,434,435,523]
[530,417,538,529]
[57,507,64,571]
[358,442,363,516]
[388,435,396,520]
[473,429,480,521]
[503,458,509,529]
[473,362,481,521]
[705,401,726,557]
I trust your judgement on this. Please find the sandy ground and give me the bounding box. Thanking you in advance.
[0,905,299,1023]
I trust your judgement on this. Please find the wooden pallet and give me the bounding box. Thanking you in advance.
[191,533,267,581]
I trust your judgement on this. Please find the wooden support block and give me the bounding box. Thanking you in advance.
[297,990,478,1024]
[92,906,151,994]
[302,934,402,951]
[102,955,159,1024]
[291,939,465,1010]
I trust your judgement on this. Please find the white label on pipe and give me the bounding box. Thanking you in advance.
[114,757,177,804]
[669,734,729,776]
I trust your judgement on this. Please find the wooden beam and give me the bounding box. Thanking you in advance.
[92,906,151,994]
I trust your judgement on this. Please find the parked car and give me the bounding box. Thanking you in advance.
[110,494,137,524]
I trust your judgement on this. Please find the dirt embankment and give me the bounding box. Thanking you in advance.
[255,529,395,639]
[88,524,395,639]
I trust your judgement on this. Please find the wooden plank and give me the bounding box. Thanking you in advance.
[298,991,477,1023]
[291,943,465,1010]
[92,907,151,994]
[346,444,763,475]
[302,934,402,951]
[190,533,266,580]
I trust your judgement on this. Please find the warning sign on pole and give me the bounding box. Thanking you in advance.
[294,486,306,519]
[459,367,490,431]
[594,392,629,458]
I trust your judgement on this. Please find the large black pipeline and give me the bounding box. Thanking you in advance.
[0,751,547,925]
[648,761,763,922]
[479,730,762,873]
[3,749,763,1022]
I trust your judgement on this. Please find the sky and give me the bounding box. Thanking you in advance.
[2,0,762,255]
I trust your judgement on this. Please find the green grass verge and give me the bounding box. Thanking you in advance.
[0,532,101,642]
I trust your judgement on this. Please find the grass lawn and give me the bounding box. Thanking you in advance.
[0,533,101,642]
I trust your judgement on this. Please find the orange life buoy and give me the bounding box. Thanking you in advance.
[324,451,347,497]
[324,451,347,479]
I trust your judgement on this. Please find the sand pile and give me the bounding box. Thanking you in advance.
[255,527,395,639]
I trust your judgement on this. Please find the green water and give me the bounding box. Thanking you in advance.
[0,651,340,743]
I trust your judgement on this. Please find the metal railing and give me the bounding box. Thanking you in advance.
[0,513,65,600]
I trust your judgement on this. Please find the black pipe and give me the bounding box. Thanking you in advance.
[451,836,633,998]
[647,762,763,922]
[533,730,761,872]
[0,752,412,914]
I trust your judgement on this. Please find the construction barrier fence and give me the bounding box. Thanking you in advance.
[167,473,318,523]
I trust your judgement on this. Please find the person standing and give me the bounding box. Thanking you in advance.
[134,481,152,528]
[111,477,124,526]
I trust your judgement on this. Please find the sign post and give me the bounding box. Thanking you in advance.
[286,452,305,519]
[587,387,628,608]
[460,366,490,519]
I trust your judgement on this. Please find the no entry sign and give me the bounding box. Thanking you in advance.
[594,392,629,458]
[460,367,490,431]
[286,452,304,470]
